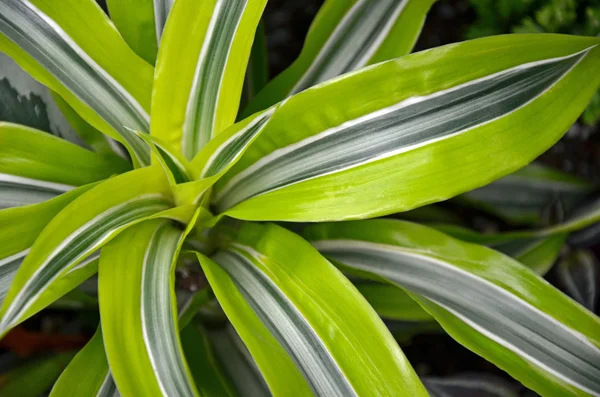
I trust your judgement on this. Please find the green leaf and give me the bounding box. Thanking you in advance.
[197,253,312,396]
[0,185,94,305]
[0,123,130,207]
[556,249,598,311]
[99,218,199,397]
[202,221,428,396]
[213,35,600,221]
[50,328,118,397]
[0,166,173,334]
[0,0,154,165]
[0,352,75,397]
[244,0,437,115]
[304,219,600,396]
[457,163,593,226]
[152,0,268,158]
[355,282,433,321]
[106,0,159,65]
[0,52,85,146]
[181,324,237,397]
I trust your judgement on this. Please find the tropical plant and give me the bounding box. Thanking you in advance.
[0,0,599,396]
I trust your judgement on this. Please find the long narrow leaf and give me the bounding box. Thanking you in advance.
[0,0,154,165]
[245,0,436,115]
[203,221,428,397]
[0,167,173,334]
[214,35,600,221]
[50,328,119,397]
[304,219,600,396]
[99,218,199,397]
[0,185,94,304]
[152,0,267,158]
[106,0,158,65]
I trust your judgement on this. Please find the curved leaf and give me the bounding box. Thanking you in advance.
[203,222,428,397]
[0,185,94,305]
[99,218,198,397]
[0,167,173,334]
[214,35,600,221]
[0,0,154,165]
[50,328,119,397]
[106,0,158,65]
[304,219,600,396]
[152,0,267,158]
[245,0,436,115]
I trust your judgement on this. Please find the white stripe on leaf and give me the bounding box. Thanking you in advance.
[314,240,600,395]
[213,247,358,397]
[216,49,591,210]
[140,221,197,397]
[291,0,409,95]
[183,0,249,159]
[0,0,150,164]
[0,195,170,330]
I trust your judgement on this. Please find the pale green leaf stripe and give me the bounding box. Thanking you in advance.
[212,247,358,397]
[0,195,170,331]
[200,106,276,178]
[154,0,174,41]
[0,250,27,304]
[141,221,197,397]
[0,0,150,164]
[97,375,120,397]
[291,0,410,95]
[183,0,250,158]
[0,173,74,208]
[215,48,590,210]
[313,240,600,396]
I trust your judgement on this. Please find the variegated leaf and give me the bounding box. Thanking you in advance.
[99,218,199,397]
[244,0,436,115]
[0,167,174,334]
[213,35,600,221]
[201,221,428,397]
[0,185,94,305]
[0,122,130,208]
[152,0,268,158]
[304,219,600,397]
[0,0,154,165]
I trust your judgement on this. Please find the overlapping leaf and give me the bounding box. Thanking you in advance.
[200,221,428,397]
[152,0,268,158]
[213,35,600,221]
[0,0,154,165]
[304,219,600,396]
[244,0,437,115]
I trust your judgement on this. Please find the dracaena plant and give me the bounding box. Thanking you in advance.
[0,0,599,396]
